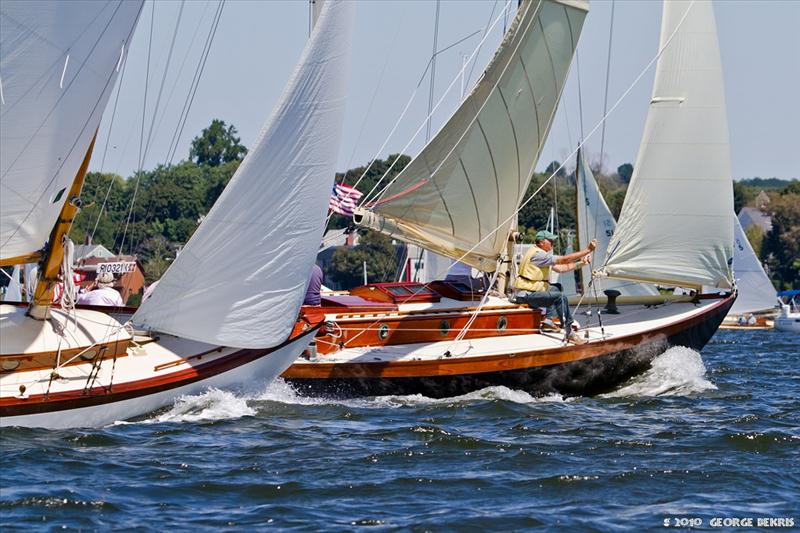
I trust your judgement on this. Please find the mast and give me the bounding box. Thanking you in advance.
[28,135,98,319]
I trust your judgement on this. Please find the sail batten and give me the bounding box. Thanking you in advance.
[602,0,734,290]
[357,0,587,272]
[132,1,354,349]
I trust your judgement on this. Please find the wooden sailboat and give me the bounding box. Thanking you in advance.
[282,0,736,398]
[0,0,354,428]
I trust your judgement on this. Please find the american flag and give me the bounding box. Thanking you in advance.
[329,182,363,216]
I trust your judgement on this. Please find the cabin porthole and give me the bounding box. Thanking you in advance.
[439,320,450,336]
[378,324,390,340]
[1,359,20,371]
[496,316,508,332]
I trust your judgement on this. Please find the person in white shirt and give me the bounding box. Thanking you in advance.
[77,272,124,307]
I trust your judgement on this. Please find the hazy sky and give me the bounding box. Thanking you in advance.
[92,0,800,182]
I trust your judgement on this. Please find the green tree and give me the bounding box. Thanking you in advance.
[762,192,800,288]
[190,119,247,167]
[733,181,747,213]
[545,161,566,178]
[744,224,764,257]
[616,163,633,184]
[328,230,397,288]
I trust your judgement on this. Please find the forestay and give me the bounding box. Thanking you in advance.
[573,149,658,297]
[601,1,734,289]
[0,0,143,262]
[133,1,354,348]
[356,0,588,272]
[728,217,776,315]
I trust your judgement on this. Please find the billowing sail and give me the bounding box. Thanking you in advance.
[356,0,588,272]
[0,1,143,262]
[574,149,658,297]
[602,1,734,289]
[133,1,354,348]
[728,217,775,315]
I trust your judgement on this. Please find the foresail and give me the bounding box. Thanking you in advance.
[574,150,658,297]
[0,0,143,262]
[356,0,588,272]
[132,1,354,349]
[601,0,734,289]
[729,217,776,315]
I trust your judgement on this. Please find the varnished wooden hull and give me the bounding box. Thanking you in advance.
[284,295,734,398]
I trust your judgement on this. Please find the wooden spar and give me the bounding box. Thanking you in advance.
[0,251,42,267]
[30,133,98,313]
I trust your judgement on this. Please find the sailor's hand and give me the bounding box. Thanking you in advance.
[588,239,597,252]
[581,254,592,265]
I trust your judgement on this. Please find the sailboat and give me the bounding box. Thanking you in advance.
[282,0,735,398]
[0,0,354,428]
[719,217,776,329]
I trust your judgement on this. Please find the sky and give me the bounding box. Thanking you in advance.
[92,0,800,183]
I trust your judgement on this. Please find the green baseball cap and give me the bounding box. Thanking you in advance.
[535,230,558,242]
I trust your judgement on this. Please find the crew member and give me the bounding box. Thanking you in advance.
[77,272,124,307]
[303,263,324,306]
[514,230,596,345]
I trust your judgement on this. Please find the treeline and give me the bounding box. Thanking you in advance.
[72,119,797,290]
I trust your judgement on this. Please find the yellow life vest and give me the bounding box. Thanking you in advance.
[515,245,550,292]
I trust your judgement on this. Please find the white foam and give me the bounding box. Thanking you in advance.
[150,388,256,423]
[256,380,568,408]
[602,346,717,398]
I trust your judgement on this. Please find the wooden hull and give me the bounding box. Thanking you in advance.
[283,295,734,398]
[1,305,322,428]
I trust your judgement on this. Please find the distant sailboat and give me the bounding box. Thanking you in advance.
[720,217,776,328]
[282,0,735,399]
[570,148,658,298]
[1,0,354,428]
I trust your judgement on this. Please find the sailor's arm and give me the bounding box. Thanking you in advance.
[553,239,596,265]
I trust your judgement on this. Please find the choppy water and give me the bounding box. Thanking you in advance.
[1,330,798,531]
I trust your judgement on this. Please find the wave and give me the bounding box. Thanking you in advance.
[602,346,717,398]
[148,388,255,424]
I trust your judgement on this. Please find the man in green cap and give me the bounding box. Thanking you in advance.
[514,230,597,345]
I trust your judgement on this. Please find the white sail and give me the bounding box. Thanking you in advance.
[728,217,775,315]
[356,0,588,273]
[574,149,658,297]
[0,0,143,262]
[602,0,734,290]
[133,1,354,349]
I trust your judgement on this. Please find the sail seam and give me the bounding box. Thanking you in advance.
[475,119,501,234]
[497,87,522,202]
[458,159,483,243]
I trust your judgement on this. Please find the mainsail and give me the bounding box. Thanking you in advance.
[729,217,776,315]
[132,1,354,349]
[0,0,144,263]
[602,0,734,289]
[355,0,588,272]
[574,149,658,297]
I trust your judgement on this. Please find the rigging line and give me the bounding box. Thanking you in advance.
[329,26,485,229]
[150,0,213,166]
[363,0,536,207]
[426,0,441,143]
[142,0,186,164]
[90,55,131,241]
[165,0,225,166]
[342,10,406,172]
[575,50,585,141]
[359,0,514,207]
[119,0,156,256]
[599,0,615,169]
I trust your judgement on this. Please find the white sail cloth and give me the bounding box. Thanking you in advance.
[574,150,658,297]
[728,217,776,315]
[602,0,734,290]
[133,1,354,349]
[0,0,143,262]
[356,0,588,272]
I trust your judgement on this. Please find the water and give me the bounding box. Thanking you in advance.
[1,330,798,530]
